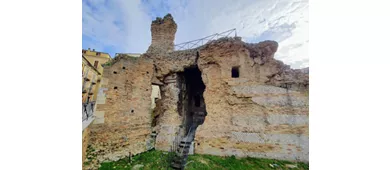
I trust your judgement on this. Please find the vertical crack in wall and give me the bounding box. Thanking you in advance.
[183,66,207,135]
[172,65,207,169]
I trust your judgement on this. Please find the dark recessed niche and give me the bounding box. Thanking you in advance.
[122,67,126,69]
[113,71,117,74]
[146,89,148,91]
[131,110,134,113]
[197,143,200,146]
[114,86,118,89]
[146,71,149,74]
[231,66,239,78]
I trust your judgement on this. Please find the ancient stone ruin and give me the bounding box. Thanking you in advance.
[86,14,309,169]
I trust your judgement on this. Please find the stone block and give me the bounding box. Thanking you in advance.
[232,85,291,97]
[267,115,308,125]
[251,95,308,107]
[93,111,105,124]
[231,132,264,143]
[231,115,266,131]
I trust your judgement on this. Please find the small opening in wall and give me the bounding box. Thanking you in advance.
[146,71,149,74]
[232,66,239,78]
[114,86,118,89]
[113,71,117,74]
[122,67,126,69]
[146,89,148,91]
[197,143,200,146]
[131,110,134,113]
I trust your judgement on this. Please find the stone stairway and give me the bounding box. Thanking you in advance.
[171,110,207,169]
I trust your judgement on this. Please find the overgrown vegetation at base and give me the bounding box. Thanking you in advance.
[99,149,308,170]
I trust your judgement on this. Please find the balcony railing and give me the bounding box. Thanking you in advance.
[82,101,95,122]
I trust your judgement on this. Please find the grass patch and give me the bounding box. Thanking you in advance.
[99,150,308,170]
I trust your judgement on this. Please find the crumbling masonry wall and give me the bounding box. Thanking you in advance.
[153,73,183,151]
[194,39,309,162]
[149,38,309,162]
[147,14,309,162]
[86,14,309,166]
[85,55,154,167]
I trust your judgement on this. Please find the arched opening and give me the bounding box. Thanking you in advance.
[150,85,161,109]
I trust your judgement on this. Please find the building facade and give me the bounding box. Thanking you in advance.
[82,48,111,166]
[82,48,111,103]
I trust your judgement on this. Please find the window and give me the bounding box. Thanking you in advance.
[231,66,239,78]
[94,61,99,68]
[96,52,101,56]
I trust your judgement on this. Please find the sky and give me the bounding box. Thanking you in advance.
[82,0,308,69]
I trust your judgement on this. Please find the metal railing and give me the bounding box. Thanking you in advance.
[82,102,95,122]
[174,28,237,51]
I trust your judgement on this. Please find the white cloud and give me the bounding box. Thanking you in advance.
[82,0,151,53]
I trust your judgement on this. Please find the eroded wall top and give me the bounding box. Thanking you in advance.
[145,36,308,91]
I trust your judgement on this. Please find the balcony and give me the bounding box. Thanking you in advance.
[82,102,95,130]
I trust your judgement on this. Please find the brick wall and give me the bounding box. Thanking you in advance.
[87,56,154,163]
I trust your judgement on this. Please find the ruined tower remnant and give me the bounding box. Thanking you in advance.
[146,14,177,54]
